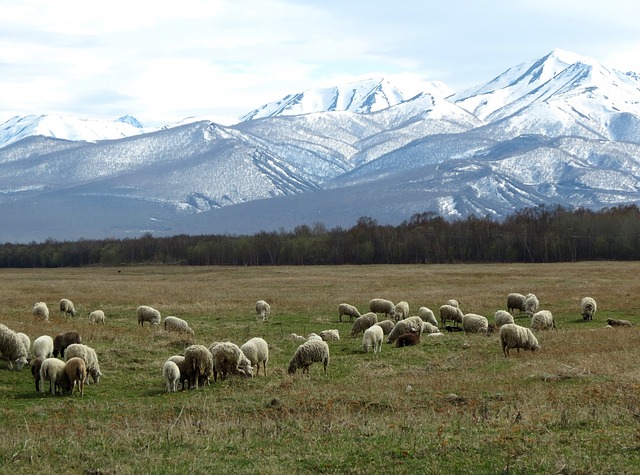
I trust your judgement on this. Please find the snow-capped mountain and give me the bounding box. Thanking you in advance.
[2,49,640,243]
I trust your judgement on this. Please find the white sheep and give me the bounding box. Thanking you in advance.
[240,337,269,377]
[32,302,49,321]
[418,307,438,327]
[446,299,460,308]
[581,297,597,321]
[163,316,194,335]
[494,310,515,327]
[167,355,188,390]
[64,357,87,396]
[209,341,253,381]
[369,298,395,319]
[350,312,378,338]
[524,293,539,317]
[33,335,54,360]
[374,319,396,335]
[15,332,31,363]
[338,303,362,323]
[362,325,384,355]
[319,329,340,341]
[184,344,214,389]
[531,310,556,331]
[0,324,29,370]
[39,357,68,395]
[287,339,330,375]
[307,333,322,341]
[64,343,102,384]
[255,300,271,322]
[394,301,410,322]
[288,333,307,342]
[420,321,440,334]
[137,305,161,327]
[499,323,540,357]
[440,304,464,328]
[59,298,77,317]
[163,360,180,393]
[462,313,489,334]
[387,316,424,344]
[88,310,106,324]
[507,293,526,313]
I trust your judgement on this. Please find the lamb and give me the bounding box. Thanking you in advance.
[396,332,420,347]
[31,357,45,392]
[64,343,102,384]
[184,344,214,389]
[64,357,87,396]
[418,307,438,327]
[440,304,464,328]
[137,305,161,327]
[88,309,106,324]
[394,301,410,322]
[420,321,440,334]
[59,298,77,317]
[167,355,189,390]
[462,313,489,335]
[287,339,330,375]
[33,335,54,359]
[531,310,556,331]
[523,293,539,317]
[607,318,632,327]
[240,337,269,377]
[209,341,253,382]
[387,316,424,344]
[369,298,395,319]
[350,312,378,337]
[15,332,31,363]
[39,357,68,395]
[0,324,29,370]
[374,319,396,335]
[338,303,362,323]
[362,325,383,355]
[163,316,194,335]
[53,331,82,358]
[581,297,597,321]
[288,333,307,342]
[319,329,340,341]
[32,302,49,321]
[499,323,540,357]
[507,293,526,314]
[307,333,322,341]
[163,360,180,393]
[494,310,515,328]
[255,300,271,322]
[446,299,460,308]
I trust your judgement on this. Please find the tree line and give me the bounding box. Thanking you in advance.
[2,204,640,268]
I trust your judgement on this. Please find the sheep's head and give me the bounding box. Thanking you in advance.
[14,356,28,371]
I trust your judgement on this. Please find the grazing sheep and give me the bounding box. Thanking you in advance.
[53,331,82,358]
[495,310,515,328]
[163,360,180,393]
[440,304,464,328]
[420,321,440,334]
[369,298,395,319]
[32,302,50,321]
[163,316,194,335]
[374,319,396,335]
[581,297,597,321]
[362,325,384,355]
[319,329,340,341]
[88,310,106,324]
[15,332,31,363]
[184,344,214,389]
[255,300,271,322]
[31,357,45,392]
[462,313,489,335]
[59,298,77,317]
[240,337,269,377]
[446,299,460,308]
[499,323,540,357]
[350,312,378,338]
[418,307,438,327]
[0,324,29,371]
[64,357,87,396]
[507,293,526,314]
[209,341,253,382]
[33,335,54,360]
[531,310,556,331]
[287,339,330,375]
[64,343,102,384]
[394,301,410,322]
[338,303,362,323]
[524,293,539,317]
[137,305,161,327]
[387,316,424,344]
[168,355,188,390]
[39,357,68,395]
[307,333,322,341]
[607,318,632,327]
[396,332,420,347]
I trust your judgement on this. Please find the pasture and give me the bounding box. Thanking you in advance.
[0,263,639,474]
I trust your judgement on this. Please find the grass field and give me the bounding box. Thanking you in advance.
[1,263,639,474]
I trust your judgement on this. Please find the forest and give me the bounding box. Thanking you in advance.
[2,204,640,267]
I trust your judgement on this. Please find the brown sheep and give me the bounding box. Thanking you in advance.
[395,332,420,347]
[64,357,87,396]
[53,331,82,358]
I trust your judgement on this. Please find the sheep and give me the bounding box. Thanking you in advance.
[287,339,330,376]
[307,333,322,341]
[319,329,340,341]
[210,341,253,381]
[338,303,362,323]
[446,299,460,308]
[137,305,161,327]
[440,304,464,328]
[15,332,31,363]
[288,333,307,342]
[607,318,632,327]
[420,321,440,334]
[494,310,515,328]
[163,360,180,393]
[396,332,420,347]
[350,312,378,337]
[394,301,410,322]
[524,293,539,317]
[53,331,82,358]
[499,323,540,357]
[240,337,269,377]
[255,300,271,322]
[33,335,54,359]
[418,307,438,327]
[31,357,45,392]
[32,302,49,321]
[387,316,424,344]
[39,357,68,395]
[59,298,77,317]
[581,297,597,321]
[64,357,87,396]
[507,293,526,313]
[0,324,29,371]
[369,298,395,319]
[374,319,396,335]
[462,313,489,335]
[362,325,384,355]
[163,316,194,335]
[88,309,106,324]
[184,344,214,389]
[167,355,189,390]
[64,343,102,384]
[531,310,556,331]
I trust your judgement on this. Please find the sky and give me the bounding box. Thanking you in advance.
[2,0,640,127]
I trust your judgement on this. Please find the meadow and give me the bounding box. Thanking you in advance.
[0,263,639,474]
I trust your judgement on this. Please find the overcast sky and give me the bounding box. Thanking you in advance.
[2,0,640,127]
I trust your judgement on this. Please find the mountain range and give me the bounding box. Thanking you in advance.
[2,48,640,244]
